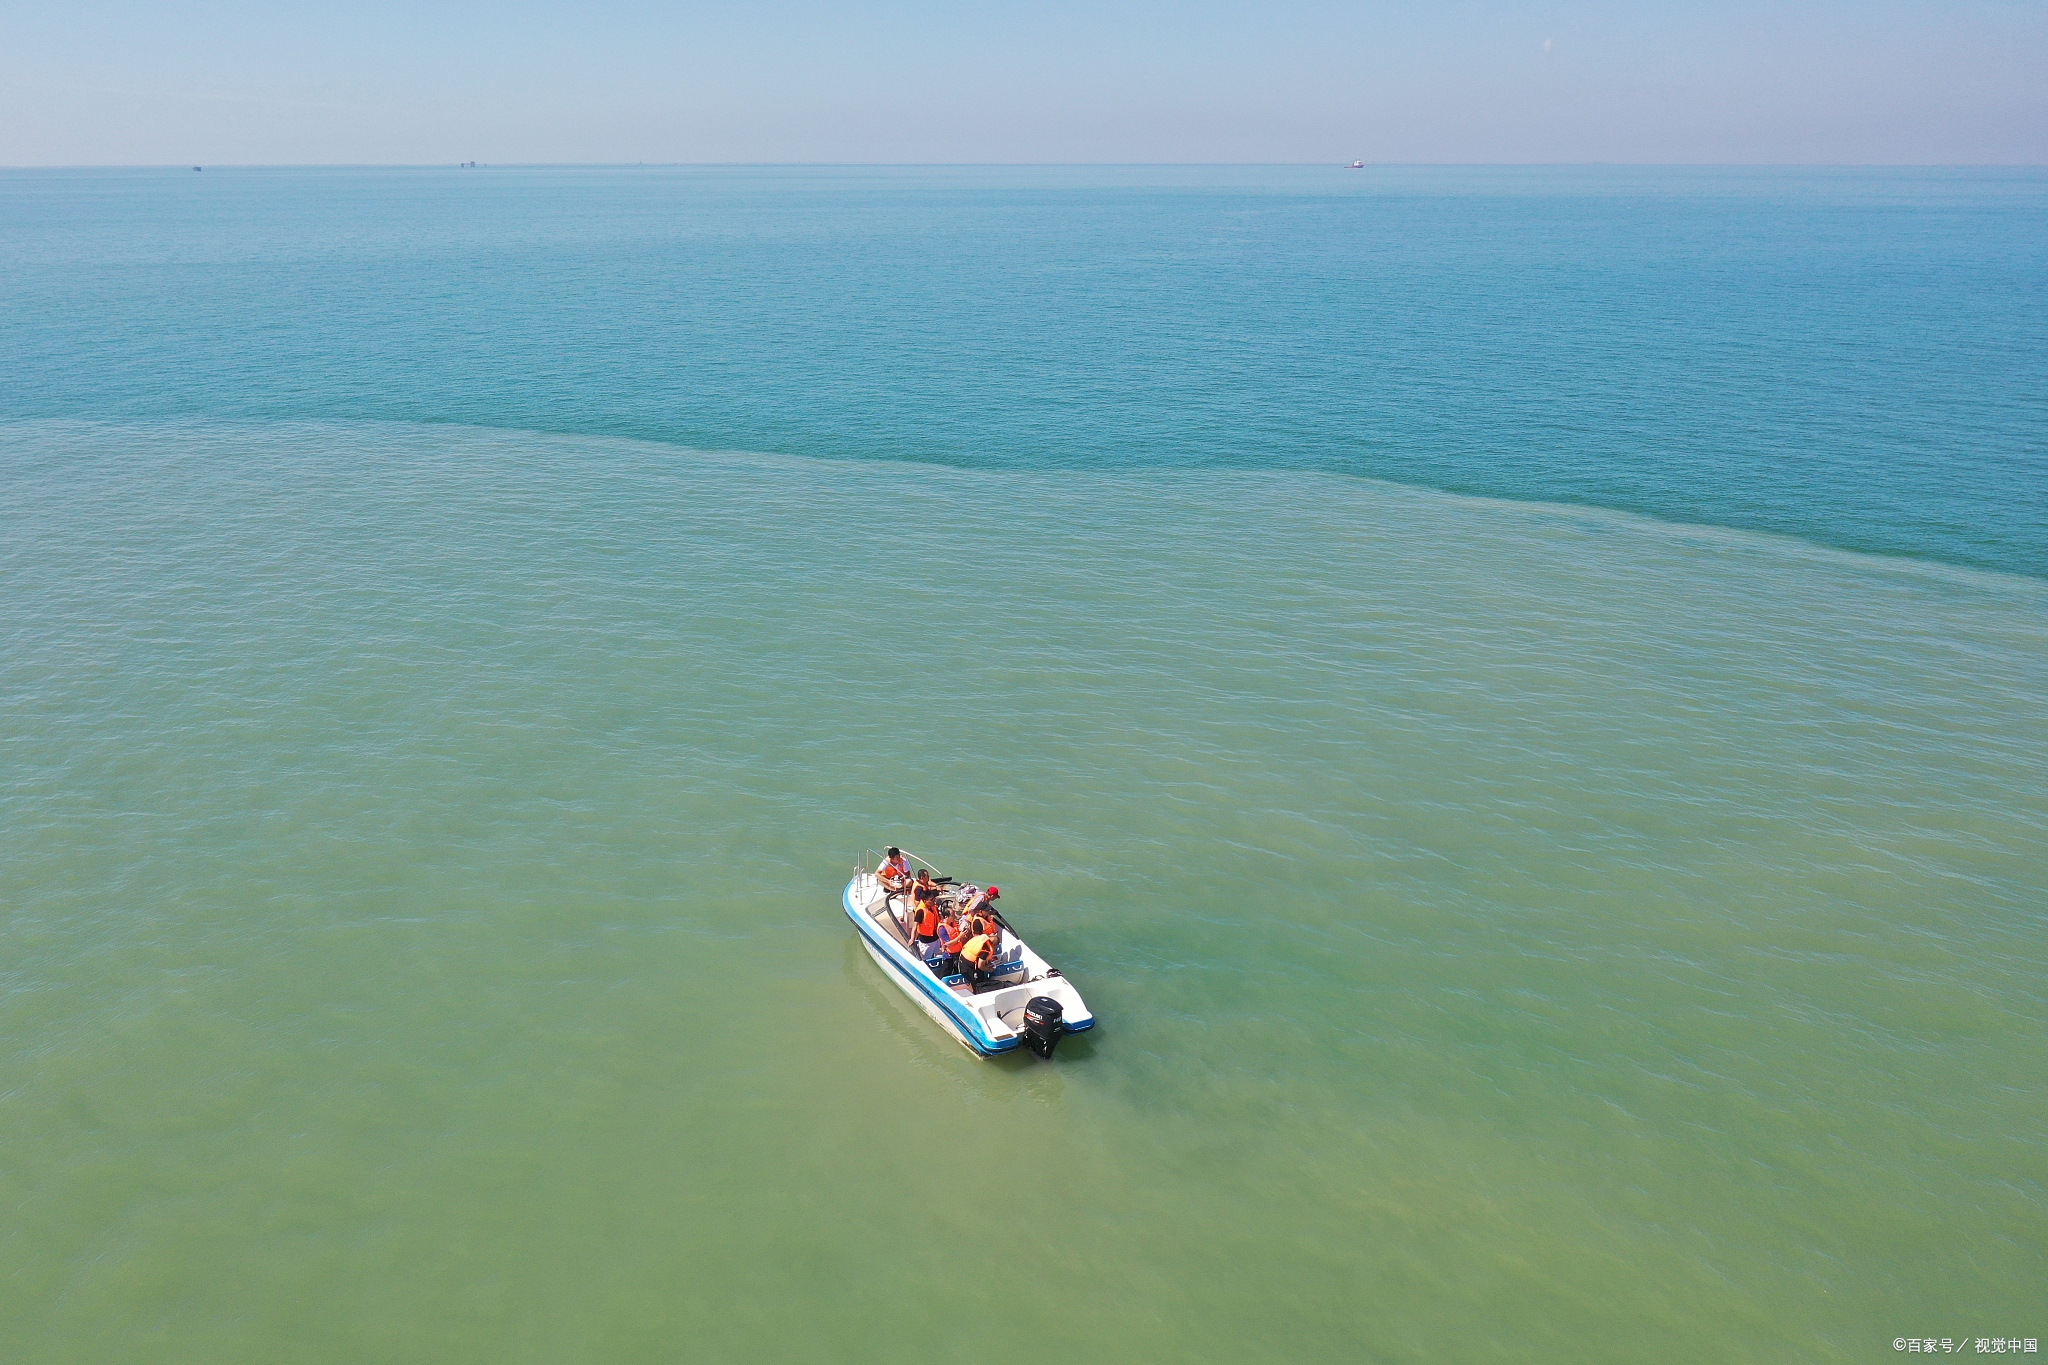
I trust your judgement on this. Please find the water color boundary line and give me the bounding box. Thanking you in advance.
[9,415,2048,597]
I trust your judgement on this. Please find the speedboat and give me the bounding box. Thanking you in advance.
[844,850,1094,1059]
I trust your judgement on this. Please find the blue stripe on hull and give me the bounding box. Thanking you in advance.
[844,879,1018,1056]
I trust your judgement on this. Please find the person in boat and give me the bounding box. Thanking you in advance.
[958,883,999,921]
[958,919,1004,987]
[936,912,972,977]
[877,847,912,897]
[909,870,942,944]
[935,885,994,978]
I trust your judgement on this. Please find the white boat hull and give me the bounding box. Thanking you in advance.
[843,872,1094,1058]
[859,936,980,1050]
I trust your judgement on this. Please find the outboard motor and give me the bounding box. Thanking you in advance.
[1021,995,1065,1059]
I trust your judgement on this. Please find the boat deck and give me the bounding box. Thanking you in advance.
[864,886,1022,998]
[846,871,1094,1054]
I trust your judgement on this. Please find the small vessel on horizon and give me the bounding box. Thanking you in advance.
[1346,160,1365,169]
[844,848,1094,1059]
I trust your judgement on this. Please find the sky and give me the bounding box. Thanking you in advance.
[2,0,2044,165]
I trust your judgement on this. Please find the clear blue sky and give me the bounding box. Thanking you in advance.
[3,0,2043,165]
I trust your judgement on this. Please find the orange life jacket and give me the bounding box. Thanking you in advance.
[961,934,993,967]
[914,904,940,937]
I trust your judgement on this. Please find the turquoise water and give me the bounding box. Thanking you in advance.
[2,169,2045,1361]
[5,166,2045,575]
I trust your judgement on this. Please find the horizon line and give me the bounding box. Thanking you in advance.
[6,159,2048,172]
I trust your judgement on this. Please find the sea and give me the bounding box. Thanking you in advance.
[2,166,2043,1363]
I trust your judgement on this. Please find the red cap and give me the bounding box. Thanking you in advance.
[985,886,1000,898]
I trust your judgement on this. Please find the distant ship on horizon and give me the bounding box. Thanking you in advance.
[1346,160,1365,169]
